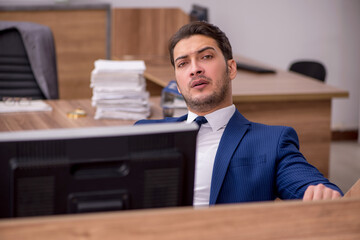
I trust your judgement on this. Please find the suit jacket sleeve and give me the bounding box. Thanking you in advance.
[275,127,343,199]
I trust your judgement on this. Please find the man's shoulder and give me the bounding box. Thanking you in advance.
[231,110,292,132]
[248,121,296,135]
[244,121,299,144]
[134,116,186,125]
[250,121,288,130]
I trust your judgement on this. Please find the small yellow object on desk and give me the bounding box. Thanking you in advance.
[66,108,87,119]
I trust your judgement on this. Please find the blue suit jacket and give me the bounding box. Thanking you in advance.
[136,110,343,204]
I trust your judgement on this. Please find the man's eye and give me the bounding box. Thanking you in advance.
[177,62,186,68]
[203,55,213,59]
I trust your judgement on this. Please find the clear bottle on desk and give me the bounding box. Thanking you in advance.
[161,80,187,117]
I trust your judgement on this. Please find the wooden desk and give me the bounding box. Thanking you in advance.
[0,180,358,240]
[0,197,359,240]
[0,180,359,240]
[0,97,163,132]
[133,55,350,177]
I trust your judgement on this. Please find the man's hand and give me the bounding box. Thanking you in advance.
[303,184,341,201]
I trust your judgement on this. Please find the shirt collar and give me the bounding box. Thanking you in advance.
[186,105,236,132]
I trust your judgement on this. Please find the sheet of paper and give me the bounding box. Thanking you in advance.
[0,100,52,113]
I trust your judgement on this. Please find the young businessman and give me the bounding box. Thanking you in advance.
[136,21,342,207]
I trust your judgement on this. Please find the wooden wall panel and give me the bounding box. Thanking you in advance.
[0,7,109,99]
[111,8,189,58]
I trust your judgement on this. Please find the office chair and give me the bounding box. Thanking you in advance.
[0,21,59,99]
[289,61,326,82]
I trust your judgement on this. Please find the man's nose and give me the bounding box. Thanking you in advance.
[190,62,204,77]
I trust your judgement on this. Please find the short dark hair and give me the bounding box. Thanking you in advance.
[168,21,233,67]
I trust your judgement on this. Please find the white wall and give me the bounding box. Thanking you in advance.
[208,0,360,133]
[2,0,360,133]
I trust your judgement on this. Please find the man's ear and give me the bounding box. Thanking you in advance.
[227,59,237,80]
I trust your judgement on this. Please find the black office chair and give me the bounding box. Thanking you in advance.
[289,61,326,82]
[0,21,59,99]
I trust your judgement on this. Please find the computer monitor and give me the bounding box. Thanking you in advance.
[0,123,198,218]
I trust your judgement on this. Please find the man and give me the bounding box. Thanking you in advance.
[136,21,342,207]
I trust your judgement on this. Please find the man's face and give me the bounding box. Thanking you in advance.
[173,35,236,115]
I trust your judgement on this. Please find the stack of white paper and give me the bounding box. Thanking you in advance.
[90,59,150,120]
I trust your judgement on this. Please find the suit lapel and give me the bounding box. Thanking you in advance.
[209,110,250,204]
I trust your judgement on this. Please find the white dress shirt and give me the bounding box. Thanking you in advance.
[186,105,236,207]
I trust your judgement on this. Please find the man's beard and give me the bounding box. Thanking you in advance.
[181,68,231,114]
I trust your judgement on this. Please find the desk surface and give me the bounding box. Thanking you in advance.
[141,55,348,102]
[0,197,359,240]
[0,97,163,132]
[0,181,358,240]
